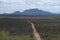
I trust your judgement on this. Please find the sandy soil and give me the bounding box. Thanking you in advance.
[28,20,42,40]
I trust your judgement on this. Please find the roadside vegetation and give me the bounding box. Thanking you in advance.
[0,18,60,40]
[0,31,34,40]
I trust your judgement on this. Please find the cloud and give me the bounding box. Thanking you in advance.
[0,0,25,2]
[0,0,60,13]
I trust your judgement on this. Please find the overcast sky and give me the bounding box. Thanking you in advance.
[0,0,60,14]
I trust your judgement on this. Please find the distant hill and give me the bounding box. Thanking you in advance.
[11,11,23,15]
[22,9,52,15]
[0,9,53,16]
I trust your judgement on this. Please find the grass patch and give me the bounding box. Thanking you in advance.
[0,31,34,40]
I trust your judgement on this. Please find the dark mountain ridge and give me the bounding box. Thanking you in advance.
[0,9,53,16]
[22,9,52,15]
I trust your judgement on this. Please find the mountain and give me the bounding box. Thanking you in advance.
[22,9,52,15]
[11,9,53,15]
[12,11,22,15]
[1,9,53,16]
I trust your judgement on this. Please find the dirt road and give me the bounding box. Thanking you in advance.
[28,20,42,40]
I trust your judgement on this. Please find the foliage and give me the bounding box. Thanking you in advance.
[0,18,60,40]
[0,31,34,40]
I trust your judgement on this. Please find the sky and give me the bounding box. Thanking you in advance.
[0,0,60,14]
